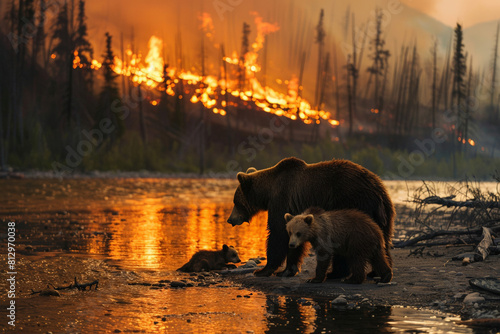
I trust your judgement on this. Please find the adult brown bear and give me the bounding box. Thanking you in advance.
[227,157,395,277]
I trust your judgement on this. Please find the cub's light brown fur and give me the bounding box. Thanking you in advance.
[177,245,241,272]
[285,208,392,284]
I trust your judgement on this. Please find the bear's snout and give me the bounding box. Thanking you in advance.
[227,208,245,226]
[289,242,297,248]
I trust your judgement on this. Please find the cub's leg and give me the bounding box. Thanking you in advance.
[344,257,367,284]
[193,259,211,272]
[327,255,350,279]
[276,244,306,277]
[307,250,331,283]
[371,249,393,283]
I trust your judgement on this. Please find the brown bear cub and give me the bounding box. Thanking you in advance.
[177,245,241,272]
[285,208,392,284]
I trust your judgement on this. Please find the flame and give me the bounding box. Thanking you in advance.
[468,139,475,146]
[198,12,215,39]
[250,12,280,51]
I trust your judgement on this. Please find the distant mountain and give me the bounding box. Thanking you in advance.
[464,20,500,71]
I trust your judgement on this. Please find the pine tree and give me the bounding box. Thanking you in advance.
[74,0,93,88]
[98,32,123,139]
[52,2,73,123]
[452,23,467,144]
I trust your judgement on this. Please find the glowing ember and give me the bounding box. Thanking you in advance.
[468,139,475,146]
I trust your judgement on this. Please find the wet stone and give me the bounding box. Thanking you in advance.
[464,292,485,304]
[170,281,187,288]
[331,296,347,305]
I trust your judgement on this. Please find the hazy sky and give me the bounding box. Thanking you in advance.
[402,0,500,27]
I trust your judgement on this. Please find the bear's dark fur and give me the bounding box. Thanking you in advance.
[177,245,241,272]
[285,208,393,284]
[227,157,395,277]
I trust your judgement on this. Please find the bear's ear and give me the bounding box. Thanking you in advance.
[284,213,294,223]
[237,172,252,191]
[223,244,229,253]
[304,215,314,226]
[246,167,257,174]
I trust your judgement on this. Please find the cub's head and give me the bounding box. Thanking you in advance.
[222,244,241,263]
[284,213,314,248]
[227,167,259,226]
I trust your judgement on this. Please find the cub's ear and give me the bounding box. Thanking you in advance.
[304,215,314,226]
[284,213,294,223]
[223,244,229,252]
[246,167,257,174]
[237,172,252,190]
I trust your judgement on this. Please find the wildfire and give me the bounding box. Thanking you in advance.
[59,15,339,128]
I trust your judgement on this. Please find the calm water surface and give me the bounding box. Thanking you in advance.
[0,178,492,333]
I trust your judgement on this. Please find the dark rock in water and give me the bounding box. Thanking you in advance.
[170,281,187,288]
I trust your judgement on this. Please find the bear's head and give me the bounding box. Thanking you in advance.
[227,167,260,226]
[284,213,314,248]
[222,244,241,263]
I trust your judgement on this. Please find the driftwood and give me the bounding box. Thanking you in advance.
[457,318,500,328]
[31,277,99,295]
[394,224,500,248]
[416,195,500,209]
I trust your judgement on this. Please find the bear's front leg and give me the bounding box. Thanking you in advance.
[307,250,331,283]
[254,228,289,277]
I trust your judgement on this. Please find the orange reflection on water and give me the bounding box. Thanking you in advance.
[106,198,166,269]
[100,198,268,271]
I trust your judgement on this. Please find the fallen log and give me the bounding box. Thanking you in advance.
[393,224,500,248]
[416,195,500,209]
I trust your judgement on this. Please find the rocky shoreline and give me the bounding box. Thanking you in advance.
[224,246,500,323]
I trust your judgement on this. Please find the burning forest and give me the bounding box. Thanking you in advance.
[0,0,499,178]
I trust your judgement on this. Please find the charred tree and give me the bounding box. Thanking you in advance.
[490,22,500,122]
[430,38,438,129]
[239,22,251,91]
[367,8,390,132]
[314,9,326,111]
